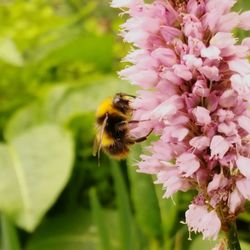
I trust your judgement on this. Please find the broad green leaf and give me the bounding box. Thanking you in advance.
[0,124,74,231]
[4,102,45,141]
[89,189,112,250]
[0,38,24,66]
[1,214,21,250]
[128,144,162,239]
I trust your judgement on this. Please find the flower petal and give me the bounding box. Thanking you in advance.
[210,136,230,159]
[236,155,250,178]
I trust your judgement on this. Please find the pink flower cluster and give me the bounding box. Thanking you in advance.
[112,0,250,240]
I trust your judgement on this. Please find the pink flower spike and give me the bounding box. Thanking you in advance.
[150,101,176,122]
[237,116,250,134]
[113,0,250,242]
[151,48,177,67]
[228,59,250,75]
[239,11,250,30]
[207,174,228,193]
[163,176,191,198]
[210,135,230,159]
[187,0,205,17]
[161,26,182,42]
[183,54,203,69]
[242,38,250,51]
[210,32,236,49]
[219,89,237,108]
[201,46,221,60]
[230,74,250,96]
[193,106,211,125]
[218,122,236,136]
[185,204,221,240]
[128,70,159,88]
[177,153,200,177]
[207,91,220,112]
[236,155,250,179]
[236,178,250,200]
[206,0,236,14]
[228,188,244,214]
[192,79,210,97]
[189,136,210,151]
[198,66,220,81]
[200,210,221,240]
[170,127,189,142]
[173,64,193,81]
[217,12,239,32]
[185,204,208,234]
[111,0,134,8]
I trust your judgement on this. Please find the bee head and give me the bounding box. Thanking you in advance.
[113,93,134,114]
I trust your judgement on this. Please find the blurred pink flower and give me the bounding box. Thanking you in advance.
[113,0,250,241]
[185,204,221,240]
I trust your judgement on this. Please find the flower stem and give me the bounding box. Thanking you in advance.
[226,221,241,250]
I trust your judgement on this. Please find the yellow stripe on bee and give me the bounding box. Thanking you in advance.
[98,133,114,147]
[96,97,114,117]
[96,97,126,118]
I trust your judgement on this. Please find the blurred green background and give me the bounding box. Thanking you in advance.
[0,0,250,250]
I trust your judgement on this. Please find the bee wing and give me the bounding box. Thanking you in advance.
[93,113,108,165]
[92,135,99,157]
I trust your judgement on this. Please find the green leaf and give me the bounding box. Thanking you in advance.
[0,38,24,66]
[1,214,21,250]
[26,209,97,250]
[37,34,114,72]
[26,208,122,250]
[128,144,162,239]
[89,189,112,250]
[189,236,217,250]
[4,102,45,141]
[0,124,74,231]
[111,161,138,250]
[155,186,179,236]
[241,241,250,250]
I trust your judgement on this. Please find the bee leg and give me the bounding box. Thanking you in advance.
[116,92,136,98]
[128,128,154,144]
[128,119,150,124]
[117,119,150,126]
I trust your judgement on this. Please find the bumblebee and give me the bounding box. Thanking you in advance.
[93,93,151,162]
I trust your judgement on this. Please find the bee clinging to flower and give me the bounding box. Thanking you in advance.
[93,93,152,163]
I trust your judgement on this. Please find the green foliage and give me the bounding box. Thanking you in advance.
[111,162,137,250]
[26,209,97,250]
[89,189,112,250]
[0,0,250,250]
[128,145,162,241]
[1,215,21,250]
[0,124,74,231]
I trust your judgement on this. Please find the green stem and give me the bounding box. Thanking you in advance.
[1,214,21,250]
[226,221,241,250]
